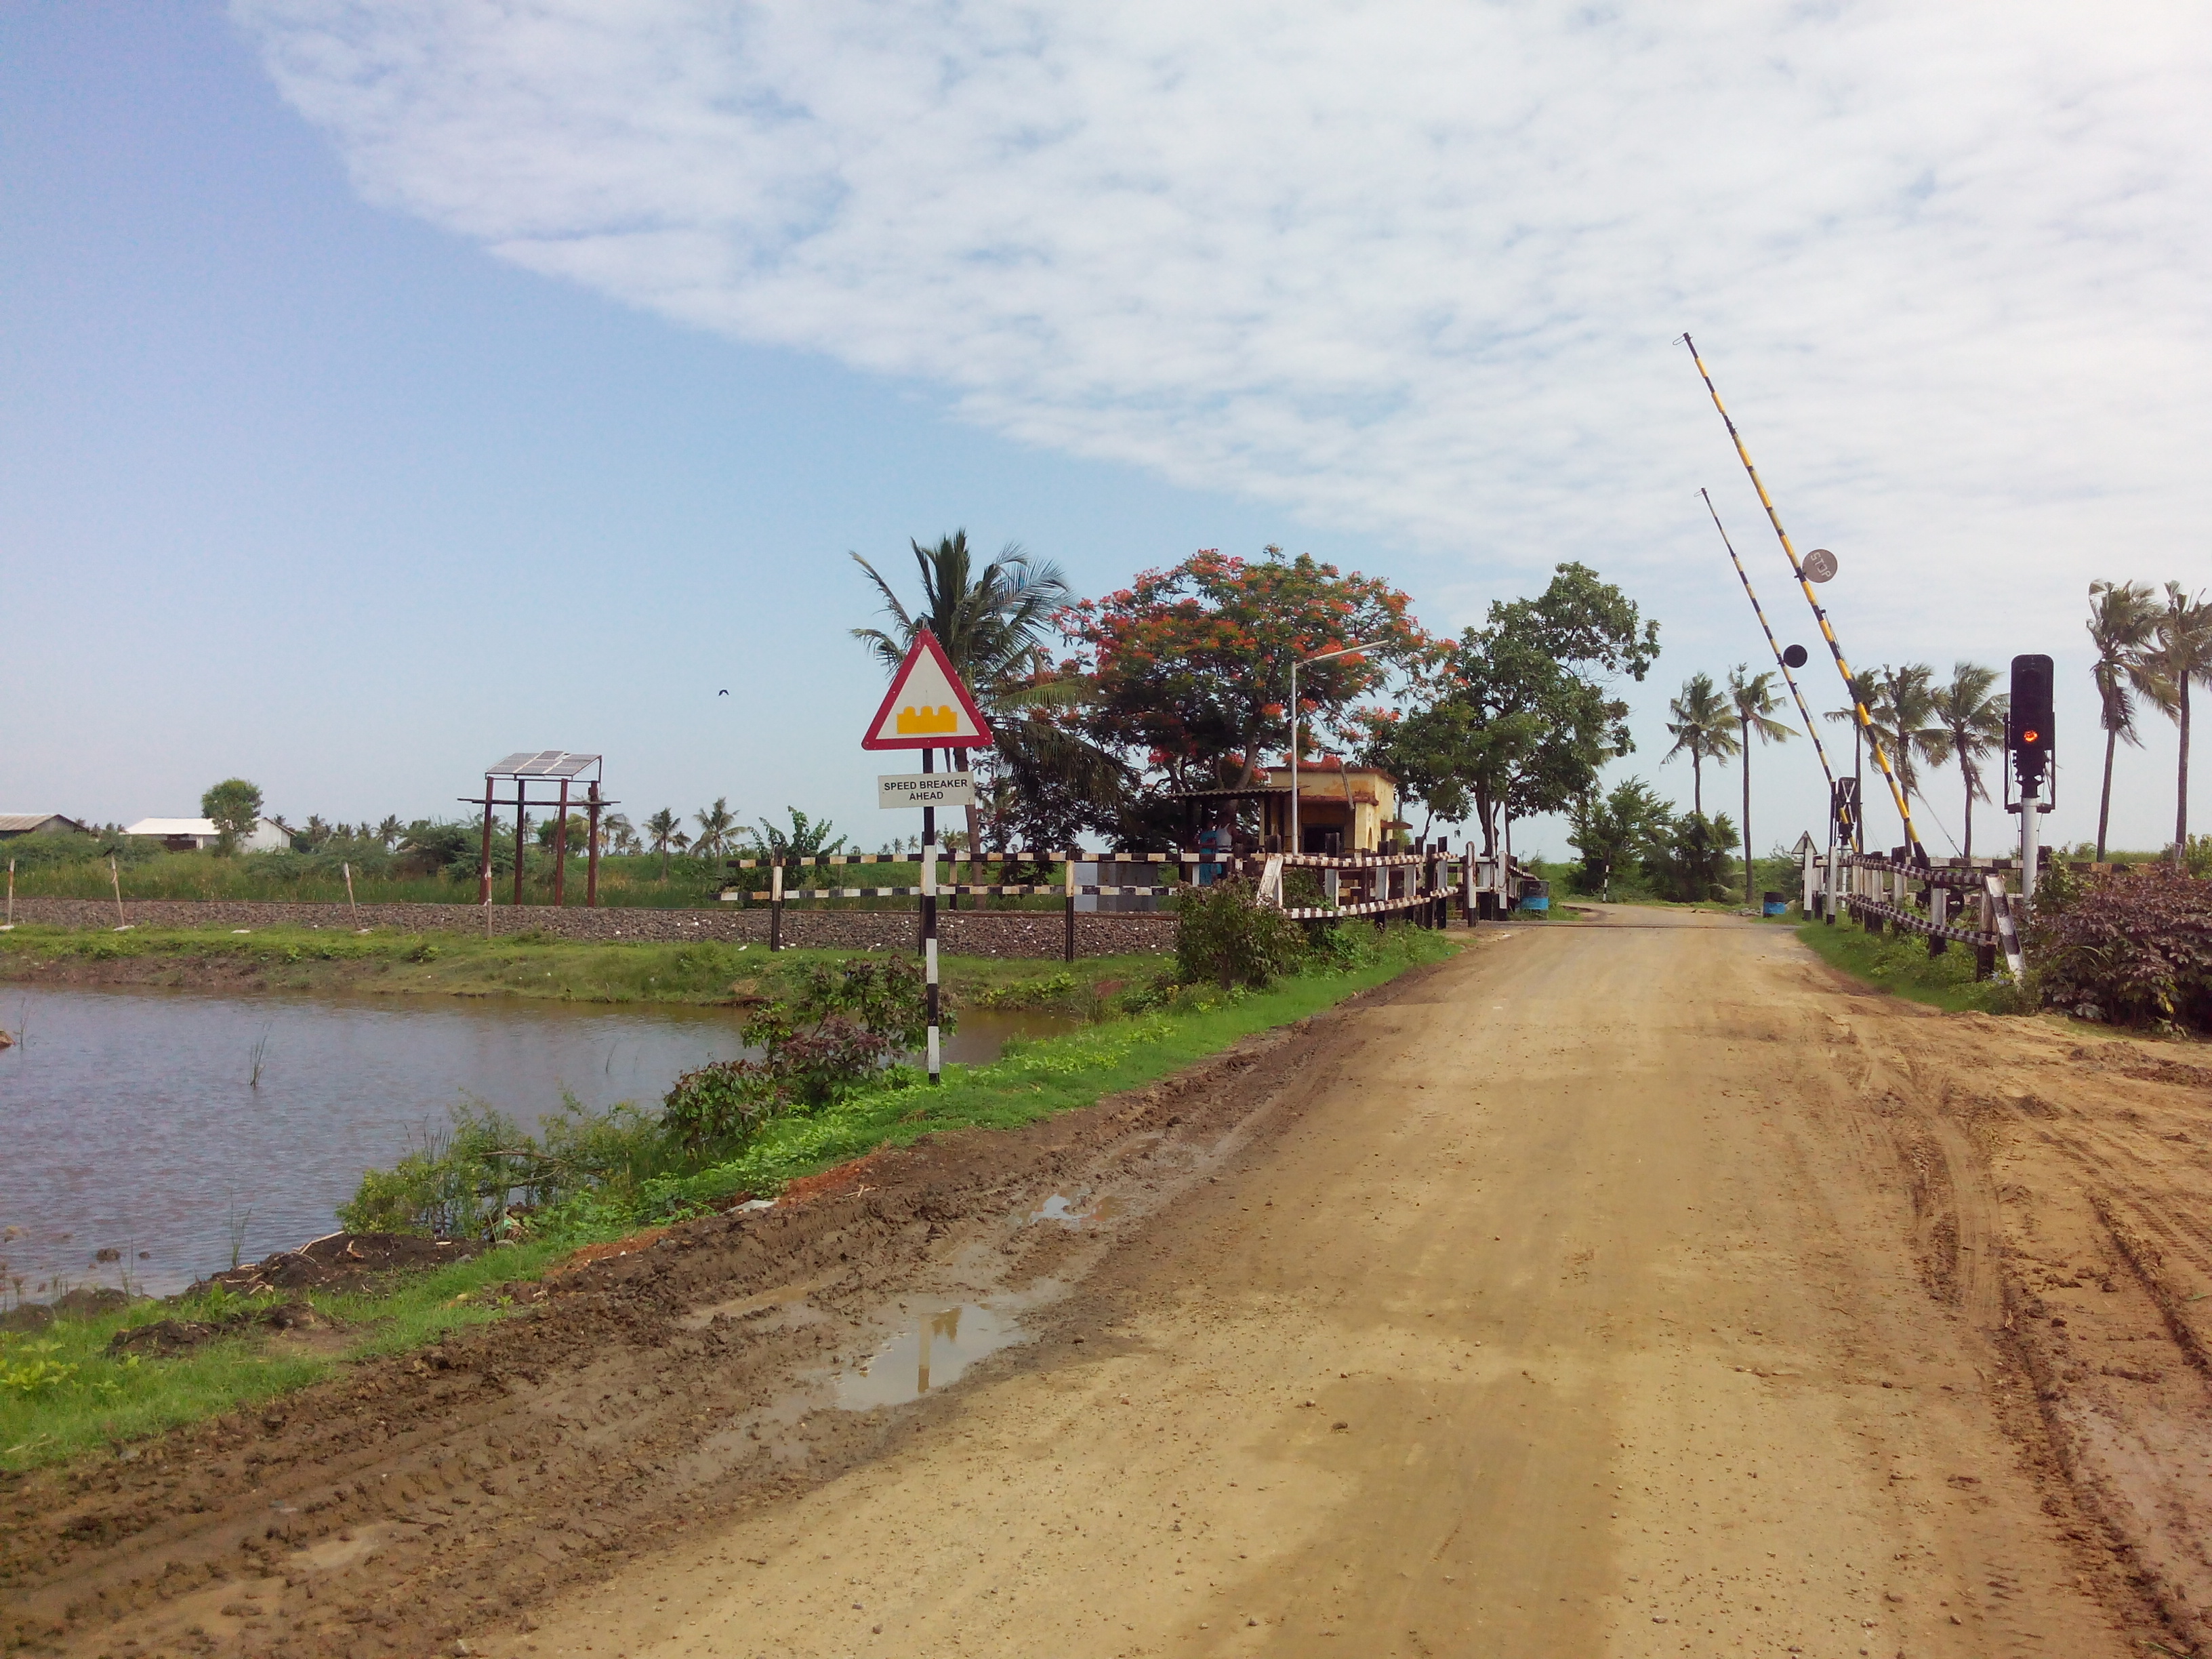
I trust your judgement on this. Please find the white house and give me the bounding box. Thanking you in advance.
[123,817,291,853]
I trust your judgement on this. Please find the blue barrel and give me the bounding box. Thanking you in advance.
[1762,890,1788,916]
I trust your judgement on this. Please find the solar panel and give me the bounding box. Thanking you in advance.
[485,751,600,777]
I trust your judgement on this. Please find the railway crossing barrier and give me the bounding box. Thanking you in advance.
[725,844,1472,961]
[1809,848,2032,981]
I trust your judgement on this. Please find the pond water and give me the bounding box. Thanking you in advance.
[0,987,1070,1303]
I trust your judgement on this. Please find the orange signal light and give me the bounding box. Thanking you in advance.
[2022,728,2040,745]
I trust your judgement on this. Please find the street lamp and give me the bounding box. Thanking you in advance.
[1288,640,1385,855]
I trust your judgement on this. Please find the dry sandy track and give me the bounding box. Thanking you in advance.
[12,914,2212,1658]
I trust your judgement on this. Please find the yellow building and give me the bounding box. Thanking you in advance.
[1258,760,1403,854]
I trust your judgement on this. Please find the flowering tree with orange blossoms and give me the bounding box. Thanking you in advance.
[1057,548,1431,795]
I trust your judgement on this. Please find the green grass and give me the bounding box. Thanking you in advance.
[1795,914,2020,1014]
[0,926,1456,1469]
[0,1241,577,1469]
[9,849,740,909]
[0,924,1164,1011]
[7,848,1101,911]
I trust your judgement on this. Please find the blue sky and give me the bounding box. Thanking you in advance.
[5,2,2207,861]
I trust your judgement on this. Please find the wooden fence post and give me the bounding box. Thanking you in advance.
[1063,848,1077,964]
[769,859,784,952]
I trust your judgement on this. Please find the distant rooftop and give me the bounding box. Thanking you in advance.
[0,813,87,835]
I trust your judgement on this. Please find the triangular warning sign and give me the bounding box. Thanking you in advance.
[861,630,995,750]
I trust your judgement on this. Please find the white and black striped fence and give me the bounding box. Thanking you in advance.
[1809,848,2030,980]
[725,844,1470,960]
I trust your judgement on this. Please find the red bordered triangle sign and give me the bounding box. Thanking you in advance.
[861,630,995,750]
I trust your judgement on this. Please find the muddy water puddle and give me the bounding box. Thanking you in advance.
[836,1303,1029,1408]
[1027,1191,1125,1227]
[0,986,1071,1301]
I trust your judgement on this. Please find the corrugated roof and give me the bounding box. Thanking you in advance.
[0,813,86,834]
[124,818,218,836]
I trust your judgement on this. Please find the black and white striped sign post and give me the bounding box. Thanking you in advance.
[921,746,939,1081]
[861,628,995,1086]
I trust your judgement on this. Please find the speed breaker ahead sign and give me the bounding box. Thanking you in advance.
[879,772,975,809]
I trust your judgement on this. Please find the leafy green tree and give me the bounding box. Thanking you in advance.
[1926,661,2007,861]
[2142,583,2212,862]
[749,808,849,860]
[1061,546,1429,794]
[1727,665,1795,903]
[199,779,264,855]
[1568,778,1673,898]
[1355,701,1479,842]
[1664,673,1737,817]
[2087,579,2161,860]
[1407,563,1658,858]
[1642,810,1738,903]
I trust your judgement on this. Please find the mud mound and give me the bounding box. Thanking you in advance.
[1,1286,135,1332]
[108,1301,333,1359]
[193,1232,482,1298]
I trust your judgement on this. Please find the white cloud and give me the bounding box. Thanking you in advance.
[234,0,2212,640]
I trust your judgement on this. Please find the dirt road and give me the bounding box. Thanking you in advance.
[12,913,2212,1658]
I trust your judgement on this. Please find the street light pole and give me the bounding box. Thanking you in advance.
[1288,640,1385,855]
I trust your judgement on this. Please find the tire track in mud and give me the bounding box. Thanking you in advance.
[1800,978,2212,1655]
[0,974,1433,1659]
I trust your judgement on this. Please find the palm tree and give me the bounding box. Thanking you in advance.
[1663,672,1739,817]
[2143,583,2212,862]
[853,531,1128,865]
[1726,665,1796,904]
[1925,662,2006,861]
[2086,580,2160,860]
[643,808,687,877]
[1858,663,1946,847]
[691,797,738,859]
[1821,668,1881,851]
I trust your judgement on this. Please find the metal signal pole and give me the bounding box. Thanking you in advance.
[1681,334,1929,866]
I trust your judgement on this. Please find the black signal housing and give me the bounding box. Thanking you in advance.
[2008,653,2055,787]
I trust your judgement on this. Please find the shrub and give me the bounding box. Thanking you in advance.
[2028,863,2212,1031]
[1175,878,1305,990]
[1640,811,1738,903]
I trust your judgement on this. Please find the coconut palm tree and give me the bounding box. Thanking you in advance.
[2143,583,2212,862]
[643,808,687,877]
[1819,668,1880,852]
[1726,665,1796,905]
[853,531,1129,865]
[691,798,739,859]
[1663,672,1738,818]
[2087,581,2161,860]
[1925,662,2007,861]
